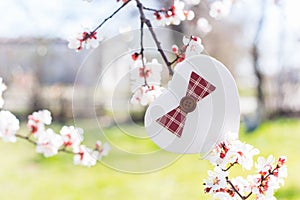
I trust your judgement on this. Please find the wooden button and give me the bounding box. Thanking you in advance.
[180,96,196,113]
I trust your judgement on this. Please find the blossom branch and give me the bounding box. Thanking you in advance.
[204,134,287,200]
[222,161,238,172]
[139,20,148,86]
[58,147,75,154]
[0,103,110,167]
[226,164,284,200]
[226,177,246,200]
[83,0,132,41]
[16,131,83,158]
[136,0,174,76]
[15,133,37,145]
[142,6,165,13]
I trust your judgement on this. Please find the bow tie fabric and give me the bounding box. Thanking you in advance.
[156,71,216,137]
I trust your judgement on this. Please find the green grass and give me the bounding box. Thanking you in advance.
[0,118,299,200]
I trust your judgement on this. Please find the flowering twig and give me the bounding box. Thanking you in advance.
[83,0,132,41]
[204,133,287,200]
[0,95,110,167]
[15,133,37,145]
[139,20,148,86]
[226,177,245,200]
[142,6,166,13]
[222,161,238,172]
[136,0,174,76]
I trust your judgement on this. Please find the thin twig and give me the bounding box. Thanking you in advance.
[226,165,282,200]
[135,0,174,76]
[84,0,132,40]
[139,20,148,86]
[222,161,238,172]
[142,6,166,13]
[58,147,75,154]
[170,56,180,65]
[244,192,252,199]
[15,134,37,145]
[226,177,246,200]
[16,133,75,155]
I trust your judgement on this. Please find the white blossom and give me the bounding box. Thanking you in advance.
[36,129,63,157]
[68,29,101,51]
[231,176,251,196]
[130,58,163,92]
[228,141,259,170]
[209,0,232,20]
[94,140,110,160]
[73,145,98,167]
[256,155,275,175]
[197,17,212,35]
[32,109,52,125]
[183,36,204,58]
[60,126,84,153]
[204,167,228,192]
[205,132,259,170]
[0,111,20,143]
[277,165,288,186]
[27,109,52,138]
[130,85,164,106]
[153,0,194,26]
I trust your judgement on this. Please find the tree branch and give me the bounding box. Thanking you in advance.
[84,0,132,40]
[16,133,75,155]
[142,6,166,13]
[135,0,174,76]
[58,147,75,154]
[139,20,148,86]
[15,134,37,145]
[222,161,238,172]
[226,177,246,200]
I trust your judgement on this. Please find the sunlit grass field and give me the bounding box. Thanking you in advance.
[0,118,299,200]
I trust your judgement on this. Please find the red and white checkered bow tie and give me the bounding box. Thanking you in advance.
[156,71,216,137]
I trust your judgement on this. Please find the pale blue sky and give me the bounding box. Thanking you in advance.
[1,0,299,40]
[0,0,140,39]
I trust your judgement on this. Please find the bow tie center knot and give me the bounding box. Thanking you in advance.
[180,96,197,113]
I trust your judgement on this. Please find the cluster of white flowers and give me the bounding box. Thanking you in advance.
[197,17,212,35]
[74,141,110,167]
[131,85,164,106]
[172,35,204,63]
[205,132,259,170]
[130,57,164,106]
[0,111,20,143]
[0,78,110,167]
[68,29,101,51]
[36,128,63,157]
[27,109,52,137]
[130,58,163,88]
[26,110,111,166]
[209,0,232,19]
[153,0,195,26]
[60,125,84,153]
[203,132,288,200]
[250,156,288,200]
[183,35,204,58]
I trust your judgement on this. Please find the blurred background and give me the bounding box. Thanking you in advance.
[0,0,299,199]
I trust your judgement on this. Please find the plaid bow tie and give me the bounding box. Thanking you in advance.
[156,71,216,137]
